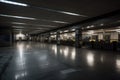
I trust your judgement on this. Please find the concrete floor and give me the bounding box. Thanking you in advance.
[1,42,120,80]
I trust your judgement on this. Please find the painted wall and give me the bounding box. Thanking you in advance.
[0,29,12,47]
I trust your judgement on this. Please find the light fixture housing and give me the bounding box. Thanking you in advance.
[0,14,36,20]
[0,0,28,6]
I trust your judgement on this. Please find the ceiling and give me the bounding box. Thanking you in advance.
[0,0,120,34]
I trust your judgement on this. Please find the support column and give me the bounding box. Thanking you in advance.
[75,28,82,48]
[56,31,60,45]
[11,31,14,45]
[48,33,51,43]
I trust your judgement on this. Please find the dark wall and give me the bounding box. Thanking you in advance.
[0,29,13,47]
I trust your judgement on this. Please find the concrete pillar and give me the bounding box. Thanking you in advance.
[75,29,82,48]
[56,31,60,45]
[48,33,51,43]
[11,31,15,45]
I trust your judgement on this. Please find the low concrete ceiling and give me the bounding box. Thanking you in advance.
[0,0,120,34]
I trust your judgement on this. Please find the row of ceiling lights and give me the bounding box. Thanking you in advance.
[0,14,68,24]
[12,22,57,27]
[0,0,87,32]
[0,0,87,17]
[50,23,105,34]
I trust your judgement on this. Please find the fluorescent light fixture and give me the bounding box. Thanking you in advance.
[37,28,48,30]
[35,6,87,17]
[71,29,75,31]
[0,14,68,24]
[60,11,87,17]
[64,30,69,32]
[87,26,90,28]
[40,19,68,24]
[53,21,68,24]
[0,0,87,17]
[116,29,120,32]
[0,14,36,20]
[100,23,104,26]
[116,31,120,32]
[0,0,28,6]
[90,25,94,28]
[12,22,26,25]
[35,24,56,27]
[87,30,94,34]
[12,26,24,28]
[12,22,56,27]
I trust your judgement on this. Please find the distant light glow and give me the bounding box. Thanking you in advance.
[64,30,69,32]
[116,29,120,32]
[87,30,94,35]
[64,34,68,37]
[16,33,25,40]
[90,25,94,28]
[0,0,28,6]
[72,33,75,36]
[100,23,104,26]
[0,14,36,20]
[71,29,75,31]
[87,26,90,28]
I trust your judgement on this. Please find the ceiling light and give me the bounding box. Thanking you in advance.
[60,11,87,17]
[35,6,87,17]
[64,30,69,32]
[100,23,104,26]
[0,14,36,20]
[12,22,26,25]
[35,24,56,27]
[12,22,56,27]
[71,29,75,31]
[90,25,94,28]
[0,14,68,24]
[52,21,68,24]
[116,29,120,32]
[0,0,28,6]
[0,0,87,17]
[12,26,24,28]
[116,30,120,32]
[36,28,48,29]
[87,26,90,28]
[87,30,94,34]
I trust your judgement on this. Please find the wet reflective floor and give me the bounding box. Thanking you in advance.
[1,42,120,80]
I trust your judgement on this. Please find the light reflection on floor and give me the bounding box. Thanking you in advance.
[1,42,120,80]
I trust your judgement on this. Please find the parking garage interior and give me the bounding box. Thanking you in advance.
[0,0,120,80]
